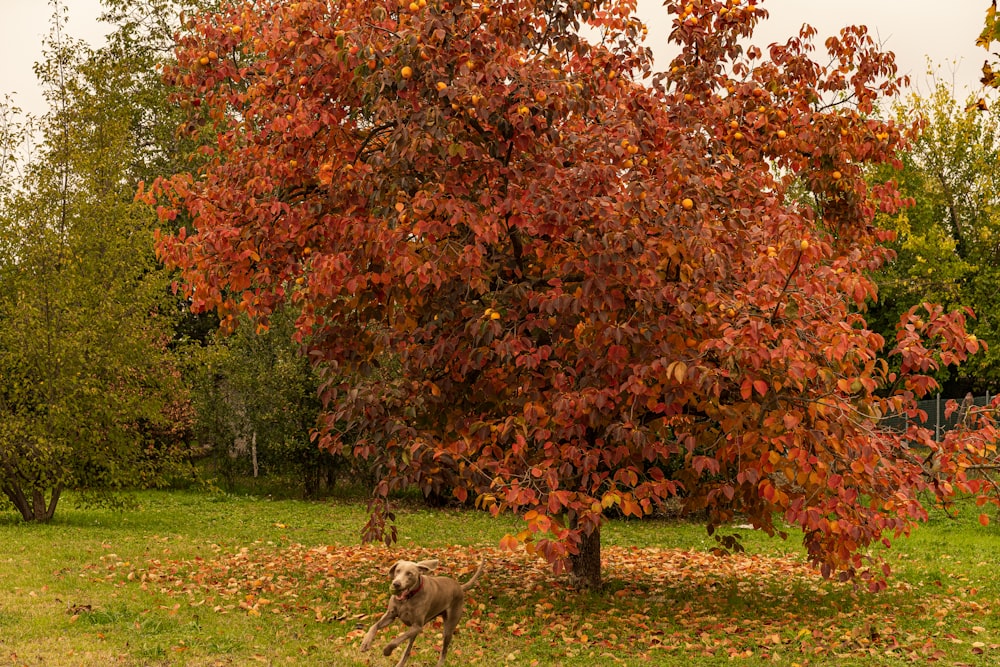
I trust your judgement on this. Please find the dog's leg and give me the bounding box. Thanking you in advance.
[436,630,453,667]
[436,604,464,666]
[383,624,423,664]
[394,634,418,667]
[360,610,397,651]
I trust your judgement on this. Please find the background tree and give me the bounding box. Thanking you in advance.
[154,0,994,589]
[186,306,349,497]
[93,0,337,499]
[97,0,215,184]
[0,4,192,521]
[869,84,1000,390]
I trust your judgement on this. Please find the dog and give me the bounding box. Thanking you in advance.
[360,558,485,667]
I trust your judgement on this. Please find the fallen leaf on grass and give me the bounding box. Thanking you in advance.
[97,541,996,662]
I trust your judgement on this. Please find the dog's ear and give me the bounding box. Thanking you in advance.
[415,559,439,573]
[388,562,400,578]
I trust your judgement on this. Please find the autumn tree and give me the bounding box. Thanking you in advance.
[980,1,1000,89]
[154,0,994,589]
[0,4,191,521]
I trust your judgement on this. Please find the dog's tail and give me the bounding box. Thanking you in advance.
[462,561,486,591]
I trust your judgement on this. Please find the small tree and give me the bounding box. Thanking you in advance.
[155,0,995,588]
[0,4,190,521]
[187,307,345,496]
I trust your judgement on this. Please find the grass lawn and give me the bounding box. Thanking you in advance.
[1,490,999,665]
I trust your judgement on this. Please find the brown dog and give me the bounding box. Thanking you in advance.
[360,559,485,667]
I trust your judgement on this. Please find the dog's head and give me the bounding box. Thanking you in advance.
[388,559,439,595]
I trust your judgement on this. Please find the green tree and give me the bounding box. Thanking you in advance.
[0,4,190,521]
[97,0,216,185]
[187,307,346,497]
[870,84,1000,388]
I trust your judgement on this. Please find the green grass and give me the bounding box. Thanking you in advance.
[1,490,999,665]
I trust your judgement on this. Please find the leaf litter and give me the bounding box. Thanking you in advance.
[89,542,997,663]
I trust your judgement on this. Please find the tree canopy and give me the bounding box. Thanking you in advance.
[0,3,194,521]
[153,0,996,588]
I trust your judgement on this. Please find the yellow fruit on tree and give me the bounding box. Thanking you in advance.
[401,66,413,79]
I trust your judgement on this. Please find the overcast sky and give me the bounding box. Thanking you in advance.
[0,0,993,117]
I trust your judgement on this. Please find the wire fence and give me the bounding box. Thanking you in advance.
[882,392,995,441]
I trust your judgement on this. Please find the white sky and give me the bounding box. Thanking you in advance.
[1,1,111,114]
[0,0,993,117]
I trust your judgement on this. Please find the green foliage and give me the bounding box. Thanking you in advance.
[186,307,352,497]
[96,0,217,185]
[871,84,1000,388]
[0,5,193,521]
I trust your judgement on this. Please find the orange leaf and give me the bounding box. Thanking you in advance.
[499,534,520,551]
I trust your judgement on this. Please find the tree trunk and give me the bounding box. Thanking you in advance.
[2,483,31,521]
[33,486,60,521]
[3,483,60,522]
[569,517,602,590]
[251,429,259,478]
